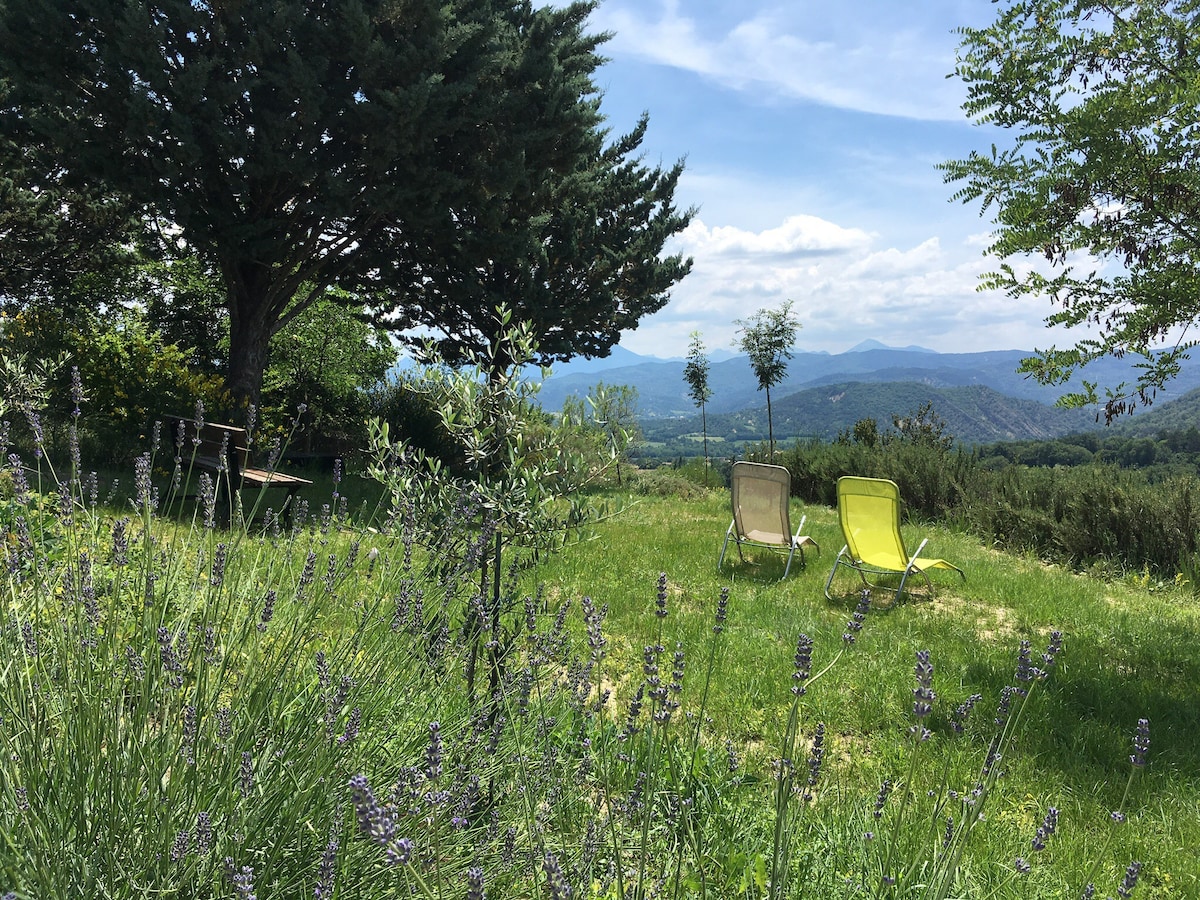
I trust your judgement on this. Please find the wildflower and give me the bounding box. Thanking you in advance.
[803,722,826,801]
[348,774,413,865]
[426,721,443,780]
[224,857,256,900]
[874,779,892,819]
[210,542,227,587]
[339,707,362,745]
[1130,718,1150,768]
[543,852,571,900]
[792,633,813,696]
[1117,860,1142,898]
[126,646,146,681]
[1080,884,1095,899]
[1014,856,1031,875]
[466,866,485,900]
[910,649,935,739]
[258,590,276,632]
[714,586,730,633]
[1110,810,1126,824]
[726,739,740,773]
[314,837,338,900]
[843,590,870,645]
[171,829,191,862]
[950,693,983,734]
[196,811,213,855]
[655,572,668,618]
[1031,806,1058,852]
[1041,630,1063,673]
[1014,639,1034,691]
[239,752,254,798]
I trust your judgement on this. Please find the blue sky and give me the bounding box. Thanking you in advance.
[583,0,1081,359]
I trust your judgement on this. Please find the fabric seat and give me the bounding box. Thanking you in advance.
[718,461,818,579]
[824,476,964,602]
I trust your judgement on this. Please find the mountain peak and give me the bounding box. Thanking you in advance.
[845,339,937,354]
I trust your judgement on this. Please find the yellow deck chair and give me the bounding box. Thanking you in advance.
[824,476,963,601]
[719,461,818,579]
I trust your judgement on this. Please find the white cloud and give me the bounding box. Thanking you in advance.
[678,215,873,258]
[592,0,971,121]
[622,210,1094,358]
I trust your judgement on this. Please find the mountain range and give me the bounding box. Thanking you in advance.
[537,343,1200,446]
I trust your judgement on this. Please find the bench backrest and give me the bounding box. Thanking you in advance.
[166,417,252,481]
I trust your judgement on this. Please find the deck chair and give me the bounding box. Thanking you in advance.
[718,462,818,579]
[824,476,964,602]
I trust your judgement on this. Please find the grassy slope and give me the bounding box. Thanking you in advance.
[526,482,1200,897]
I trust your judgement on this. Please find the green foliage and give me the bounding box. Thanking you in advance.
[683,330,714,484]
[0,0,687,406]
[2,305,229,463]
[943,0,1200,420]
[735,300,801,457]
[261,295,397,453]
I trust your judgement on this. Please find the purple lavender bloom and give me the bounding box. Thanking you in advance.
[239,751,254,798]
[171,829,191,862]
[874,779,892,819]
[843,590,870,645]
[1130,718,1150,768]
[339,707,362,745]
[912,649,935,720]
[196,811,213,854]
[224,858,256,900]
[348,774,413,866]
[792,633,813,696]
[803,722,826,801]
[1117,860,1142,898]
[543,852,572,900]
[258,590,276,632]
[210,542,228,588]
[1080,884,1095,899]
[1014,856,1031,875]
[950,693,983,734]
[1014,639,1034,690]
[655,572,668,618]
[466,866,485,900]
[1041,630,1063,673]
[1031,806,1058,851]
[314,837,338,900]
[714,587,729,633]
[426,721,444,780]
[1110,810,1126,824]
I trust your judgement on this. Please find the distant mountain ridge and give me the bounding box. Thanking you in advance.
[536,344,1200,445]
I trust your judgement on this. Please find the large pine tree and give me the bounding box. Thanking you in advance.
[0,0,691,407]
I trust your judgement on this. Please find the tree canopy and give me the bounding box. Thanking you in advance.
[0,0,690,407]
[736,300,800,456]
[942,0,1200,420]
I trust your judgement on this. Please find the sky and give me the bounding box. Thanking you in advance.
[582,0,1080,359]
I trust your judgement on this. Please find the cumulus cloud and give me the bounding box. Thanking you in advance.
[678,215,874,258]
[623,210,1088,358]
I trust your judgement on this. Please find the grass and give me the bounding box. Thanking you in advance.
[527,478,1200,897]
[3,445,1198,898]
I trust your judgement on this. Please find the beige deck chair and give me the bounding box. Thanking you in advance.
[718,461,819,579]
[824,476,964,602]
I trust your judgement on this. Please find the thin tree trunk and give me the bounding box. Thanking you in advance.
[766,385,774,459]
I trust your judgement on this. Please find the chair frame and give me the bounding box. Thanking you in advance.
[823,476,963,602]
[718,461,818,579]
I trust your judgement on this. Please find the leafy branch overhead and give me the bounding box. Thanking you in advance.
[942,0,1200,420]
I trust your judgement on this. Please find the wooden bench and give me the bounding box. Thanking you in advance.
[165,417,312,520]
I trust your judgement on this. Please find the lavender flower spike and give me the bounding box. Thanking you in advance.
[1130,718,1150,768]
[1031,806,1058,852]
[792,633,813,696]
[1117,860,1143,898]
